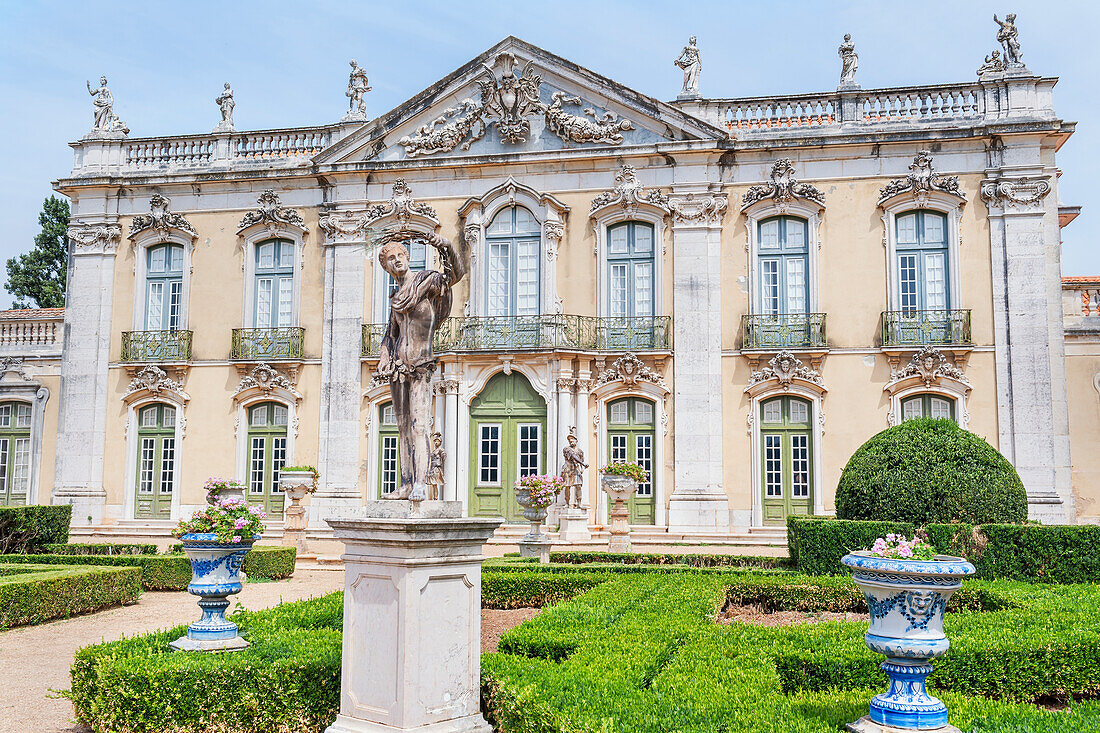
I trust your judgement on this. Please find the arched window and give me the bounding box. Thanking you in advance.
[607,397,656,525]
[895,210,949,314]
[485,206,540,316]
[254,239,295,328]
[759,395,813,525]
[901,393,955,422]
[247,401,288,518]
[607,222,655,318]
[757,216,808,315]
[134,403,176,519]
[0,402,31,506]
[145,244,184,331]
[378,402,399,496]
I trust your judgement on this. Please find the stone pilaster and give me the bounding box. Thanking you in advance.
[311,211,370,527]
[53,221,121,525]
[666,187,730,533]
[435,377,460,503]
[982,169,1074,523]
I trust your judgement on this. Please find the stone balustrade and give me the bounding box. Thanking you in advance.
[0,309,64,355]
[1063,278,1100,337]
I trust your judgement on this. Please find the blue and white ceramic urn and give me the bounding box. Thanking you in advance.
[841,552,976,733]
[169,532,258,651]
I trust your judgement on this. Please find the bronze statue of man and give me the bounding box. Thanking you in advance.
[375,230,468,500]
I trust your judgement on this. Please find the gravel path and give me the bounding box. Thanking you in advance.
[0,569,538,733]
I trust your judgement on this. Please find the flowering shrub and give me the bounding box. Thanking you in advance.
[867,533,936,560]
[203,477,246,498]
[600,461,648,484]
[172,499,266,544]
[515,474,566,509]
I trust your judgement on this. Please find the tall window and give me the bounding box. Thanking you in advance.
[246,402,288,518]
[607,397,656,525]
[134,403,175,519]
[378,402,399,496]
[485,206,540,316]
[896,210,949,313]
[607,222,655,318]
[382,239,426,322]
[254,240,295,328]
[759,396,813,526]
[758,216,808,315]
[145,244,184,330]
[0,402,31,506]
[901,394,955,422]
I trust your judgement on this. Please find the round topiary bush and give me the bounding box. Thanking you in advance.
[835,418,1027,525]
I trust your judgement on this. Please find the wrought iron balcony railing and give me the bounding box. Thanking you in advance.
[121,330,193,362]
[362,315,672,356]
[231,327,305,360]
[881,310,972,347]
[741,313,827,350]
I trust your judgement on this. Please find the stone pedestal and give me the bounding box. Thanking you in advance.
[608,500,631,553]
[667,491,731,534]
[556,507,591,544]
[325,501,501,733]
[519,537,551,563]
[846,717,960,733]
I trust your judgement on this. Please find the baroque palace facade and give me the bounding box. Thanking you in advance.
[7,30,1099,543]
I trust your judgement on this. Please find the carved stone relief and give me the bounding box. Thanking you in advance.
[234,363,300,401]
[238,190,305,232]
[593,353,669,392]
[69,222,122,255]
[130,194,197,238]
[589,165,670,216]
[668,192,728,227]
[980,178,1052,210]
[364,179,438,228]
[123,365,189,401]
[878,151,964,205]
[741,159,825,210]
[543,92,633,145]
[888,345,969,386]
[748,351,824,388]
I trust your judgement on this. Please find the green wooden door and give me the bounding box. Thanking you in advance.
[606,397,657,525]
[760,396,813,526]
[0,402,32,506]
[469,372,546,522]
[246,402,287,519]
[377,402,400,497]
[135,403,176,519]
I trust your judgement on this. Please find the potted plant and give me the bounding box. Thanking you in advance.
[514,473,565,543]
[203,476,247,506]
[169,498,267,651]
[600,461,647,552]
[841,534,976,731]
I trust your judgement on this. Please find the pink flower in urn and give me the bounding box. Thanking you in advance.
[231,535,241,543]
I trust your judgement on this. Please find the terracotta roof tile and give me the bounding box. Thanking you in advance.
[0,307,65,320]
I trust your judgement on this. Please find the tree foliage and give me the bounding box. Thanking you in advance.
[6,196,69,309]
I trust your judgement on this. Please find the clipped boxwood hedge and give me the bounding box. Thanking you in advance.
[787,517,1100,582]
[549,551,792,570]
[44,542,159,556]
[483,570,607,608]
[835,418,1027,525]
[0,504,72,553]
[0,545,296,589]
[1,563,142,628]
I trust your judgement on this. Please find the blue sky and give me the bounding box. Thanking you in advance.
[0,0,1095,307]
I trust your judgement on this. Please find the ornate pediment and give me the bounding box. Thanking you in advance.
[741,159,825,211]
[888,346,969,387]
[747,351,824,390]
[123,366,189,402]
[593,353,668,393]
[590,165,669,218]
[318,179,439,245]
[130,194,196,239]
[233,363,301,403]
[878,151,964,206]
[238,190,306,233]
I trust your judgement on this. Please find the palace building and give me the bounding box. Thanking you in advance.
[6,30,1099,547]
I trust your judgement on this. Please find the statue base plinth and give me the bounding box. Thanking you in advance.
[557,507,591,543]
[519,537,552,563]
[846,717,959,733]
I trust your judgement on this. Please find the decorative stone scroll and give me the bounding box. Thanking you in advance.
[741,159,825,210]
[317,210,372,245]
[123,366,189,401]
[238,190,305,232]
[478,52,544,144]
[364,179,438,228]
[668,192,728,226]
[980,177,1052,211]
[589,165,670,217]
[889,346,969,386]
[878,152,963,206]
[543,91,633,145]
[593,353,669,392]
[233,363,300,402]
[0,357,29,383]
[68,222,122,255]
[130,194,197,238]
[747,351,824,389]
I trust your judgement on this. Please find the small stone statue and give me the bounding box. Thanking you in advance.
[344,59,371,122]
[560,428,588,509]
[674,36,701,98]
[375,230,469,501]
[214,83,235,133]
[977,50,1006,76]
[427,432,445,501]
[994,13,1023,66]
[86,76,128,137]
[838,33,859,87]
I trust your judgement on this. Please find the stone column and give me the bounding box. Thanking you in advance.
[438,377,460,502]
[575,373,592,510]
[326,502,501,733]
[312,213,369,527]
[982,170,1074,522]
[52,221,121,525]
[666,187,731,533]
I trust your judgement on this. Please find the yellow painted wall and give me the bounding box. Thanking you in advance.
[1066,346,1100,523]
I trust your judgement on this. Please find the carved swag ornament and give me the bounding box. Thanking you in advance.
[891,346,968,386]
[238,190,305,232]
[748,351,824,388]
[741,159,825,210]
[589,165,669,215]
[130,194,196,237]
[878,151,963,205]
[124,366,187,400]
[593,353,668,391]
[234,363,296,399]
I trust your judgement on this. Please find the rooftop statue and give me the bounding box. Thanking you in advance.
[374,230,469,501]
[214,83,235,133]
[85,76,128,137]
[838,33,859,87]
[674,36,701,98]
[994,13,1023,66]
[344,59,371,122]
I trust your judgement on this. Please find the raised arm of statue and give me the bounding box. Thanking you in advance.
[426,231,469,286]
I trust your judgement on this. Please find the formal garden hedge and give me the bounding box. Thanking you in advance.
[788,517,1100,582]
[44,542,159,556]
[67,566,1100,732]
[0,504,72,553]
[1,563,142,628]
[0,545,296,589]
[835,418,1027,525]
[548,551,791,569]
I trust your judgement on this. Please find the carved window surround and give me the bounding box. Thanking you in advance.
[883,346,971,428]
[120,365,189,521]
[458,178,569,317]
[744,351,827,399]
[0,361,50,506]
[128,195,198,332]
[238,191,308,335]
